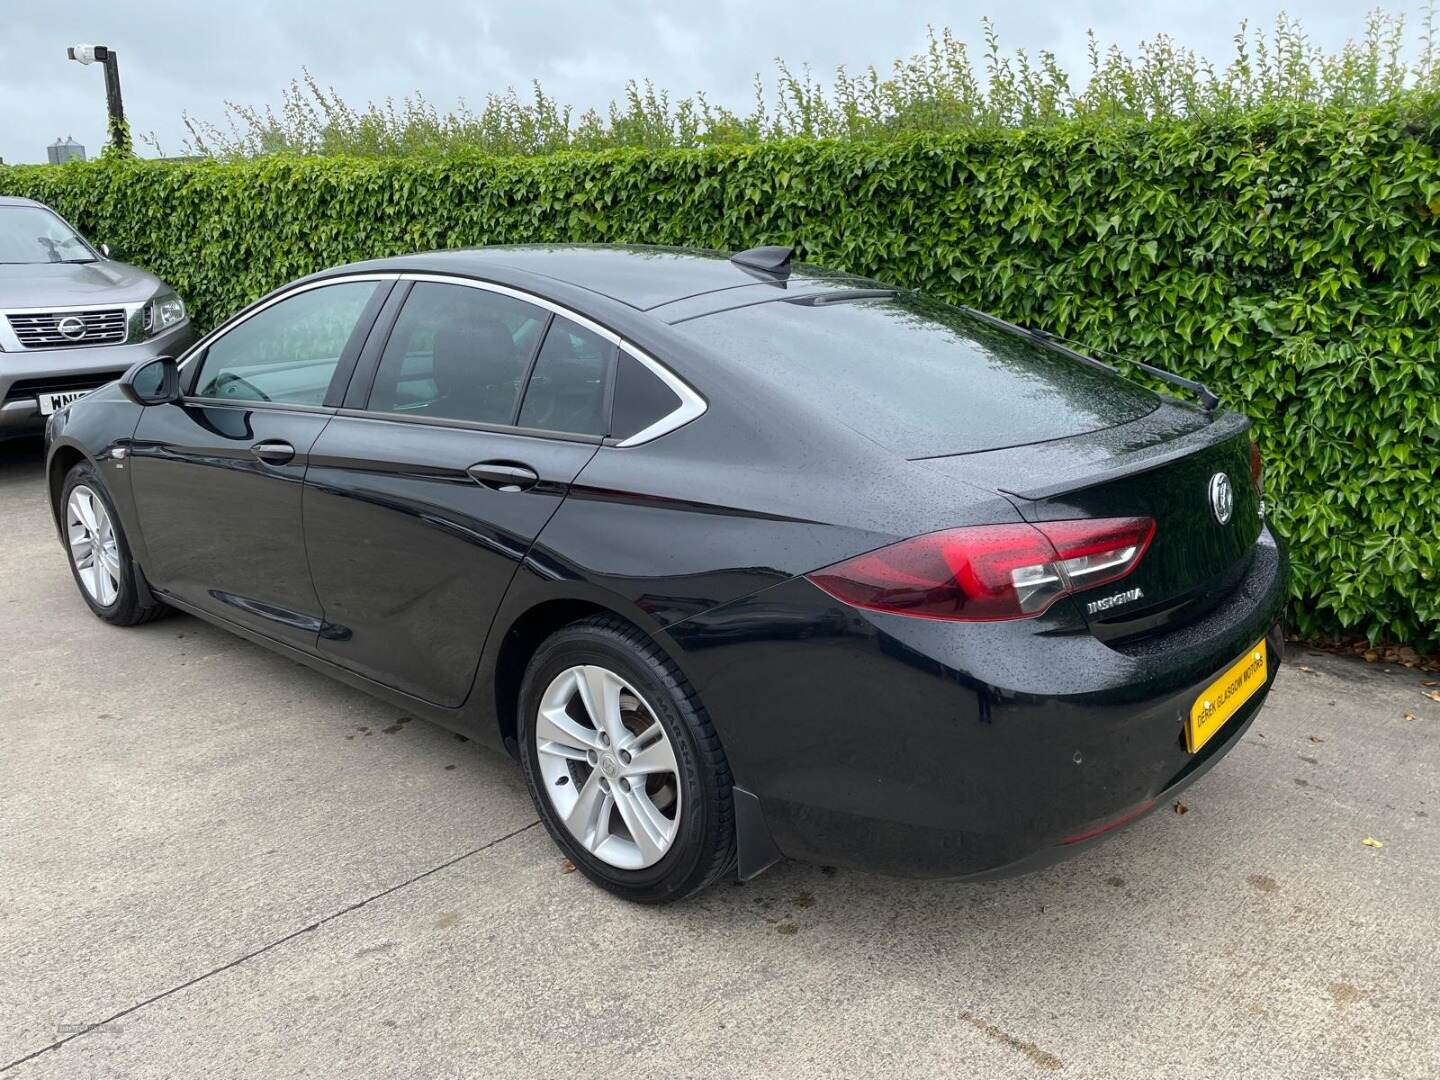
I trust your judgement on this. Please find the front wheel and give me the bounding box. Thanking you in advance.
[518,615,735,903]
[60,461,170,626]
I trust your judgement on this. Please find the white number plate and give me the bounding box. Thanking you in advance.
[37,390,90,415]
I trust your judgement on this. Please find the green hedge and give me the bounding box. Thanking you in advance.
[3,105,1437,647]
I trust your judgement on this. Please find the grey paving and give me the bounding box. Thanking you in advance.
[1,439,1436,1079]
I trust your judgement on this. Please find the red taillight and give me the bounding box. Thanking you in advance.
[1249,440,1264,495]
[806,517,1156,622]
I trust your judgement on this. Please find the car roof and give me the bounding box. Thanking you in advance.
[0,196,46,208]
[346,244,876,313]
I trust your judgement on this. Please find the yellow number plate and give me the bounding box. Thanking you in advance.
[1186,639,1268,754]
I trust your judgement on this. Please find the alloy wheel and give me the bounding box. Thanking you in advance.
[534,664,682,870]
[66,485,121,607]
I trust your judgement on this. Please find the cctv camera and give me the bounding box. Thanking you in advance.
[66,45,110,65]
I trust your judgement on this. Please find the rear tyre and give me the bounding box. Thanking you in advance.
[518,615,735,903]
[60,461,170,627]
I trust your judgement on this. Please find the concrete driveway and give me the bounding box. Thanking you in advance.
[2,439,1437,1080]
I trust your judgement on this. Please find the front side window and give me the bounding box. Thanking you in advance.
[0,205,95,265]
[193,281,380,406]
[516,317,614,436]
[367,282,547,426]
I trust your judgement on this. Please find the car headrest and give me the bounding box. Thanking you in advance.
[430,315,522,423]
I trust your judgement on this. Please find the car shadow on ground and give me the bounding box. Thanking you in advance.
[0,437,45,475]
[108,559,1184,921]
[132,594,1219,946]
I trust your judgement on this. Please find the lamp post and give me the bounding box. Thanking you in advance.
[66,44,128,153]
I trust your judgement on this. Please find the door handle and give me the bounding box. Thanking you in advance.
[467,461,539,492]
[250,440,296,465]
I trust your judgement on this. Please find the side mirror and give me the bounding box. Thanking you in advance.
[99,243,112,258]
[119,355,180,406]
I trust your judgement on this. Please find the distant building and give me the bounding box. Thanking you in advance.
[47,136,86,164]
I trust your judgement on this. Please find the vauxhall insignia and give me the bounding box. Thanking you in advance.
[1209,472,1233,525]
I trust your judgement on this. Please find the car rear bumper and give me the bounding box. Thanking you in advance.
[0,320,195,440]
[668,524,1289,879]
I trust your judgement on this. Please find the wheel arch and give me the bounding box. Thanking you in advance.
[46,442,91,534]
[489,597,621,757]
[475,579,784,884]
[485,593,699,760]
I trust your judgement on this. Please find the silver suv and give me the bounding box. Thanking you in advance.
[0,195,195,441]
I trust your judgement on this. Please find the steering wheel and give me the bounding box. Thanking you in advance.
[212,371,272,403]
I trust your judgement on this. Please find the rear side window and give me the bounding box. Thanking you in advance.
[367,282,546,425]
[516,316,614,436]
[610,350,682,441]
[673,295,1157,456]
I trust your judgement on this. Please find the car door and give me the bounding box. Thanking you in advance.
[301,278,611,706]
[128,277,392,648]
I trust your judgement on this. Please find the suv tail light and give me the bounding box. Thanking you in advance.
[806,517,1156,622]
[1249,440,1264,495]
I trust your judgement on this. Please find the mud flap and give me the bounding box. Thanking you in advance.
[734,785,783,881]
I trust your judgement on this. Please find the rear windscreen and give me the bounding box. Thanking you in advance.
[674,295,1157,457]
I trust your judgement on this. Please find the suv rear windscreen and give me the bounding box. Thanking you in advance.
[674,294,1157,457]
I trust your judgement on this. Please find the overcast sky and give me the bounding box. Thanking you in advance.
[0,0,1413,164]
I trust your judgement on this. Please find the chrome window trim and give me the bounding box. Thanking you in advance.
[398,273,706,446]
[331,407,605,446]
[612,345,707,447]
[177,273,400,407]
[174,397,339,417]
[176,273,402,373]
[401,273,618,343]
[177,270,707,445]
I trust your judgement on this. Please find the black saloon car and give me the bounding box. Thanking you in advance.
[44,245,1287,903]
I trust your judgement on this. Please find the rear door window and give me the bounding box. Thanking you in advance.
[367,282,547,426]
[673,295,1157,457]
[516,316,614,436]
